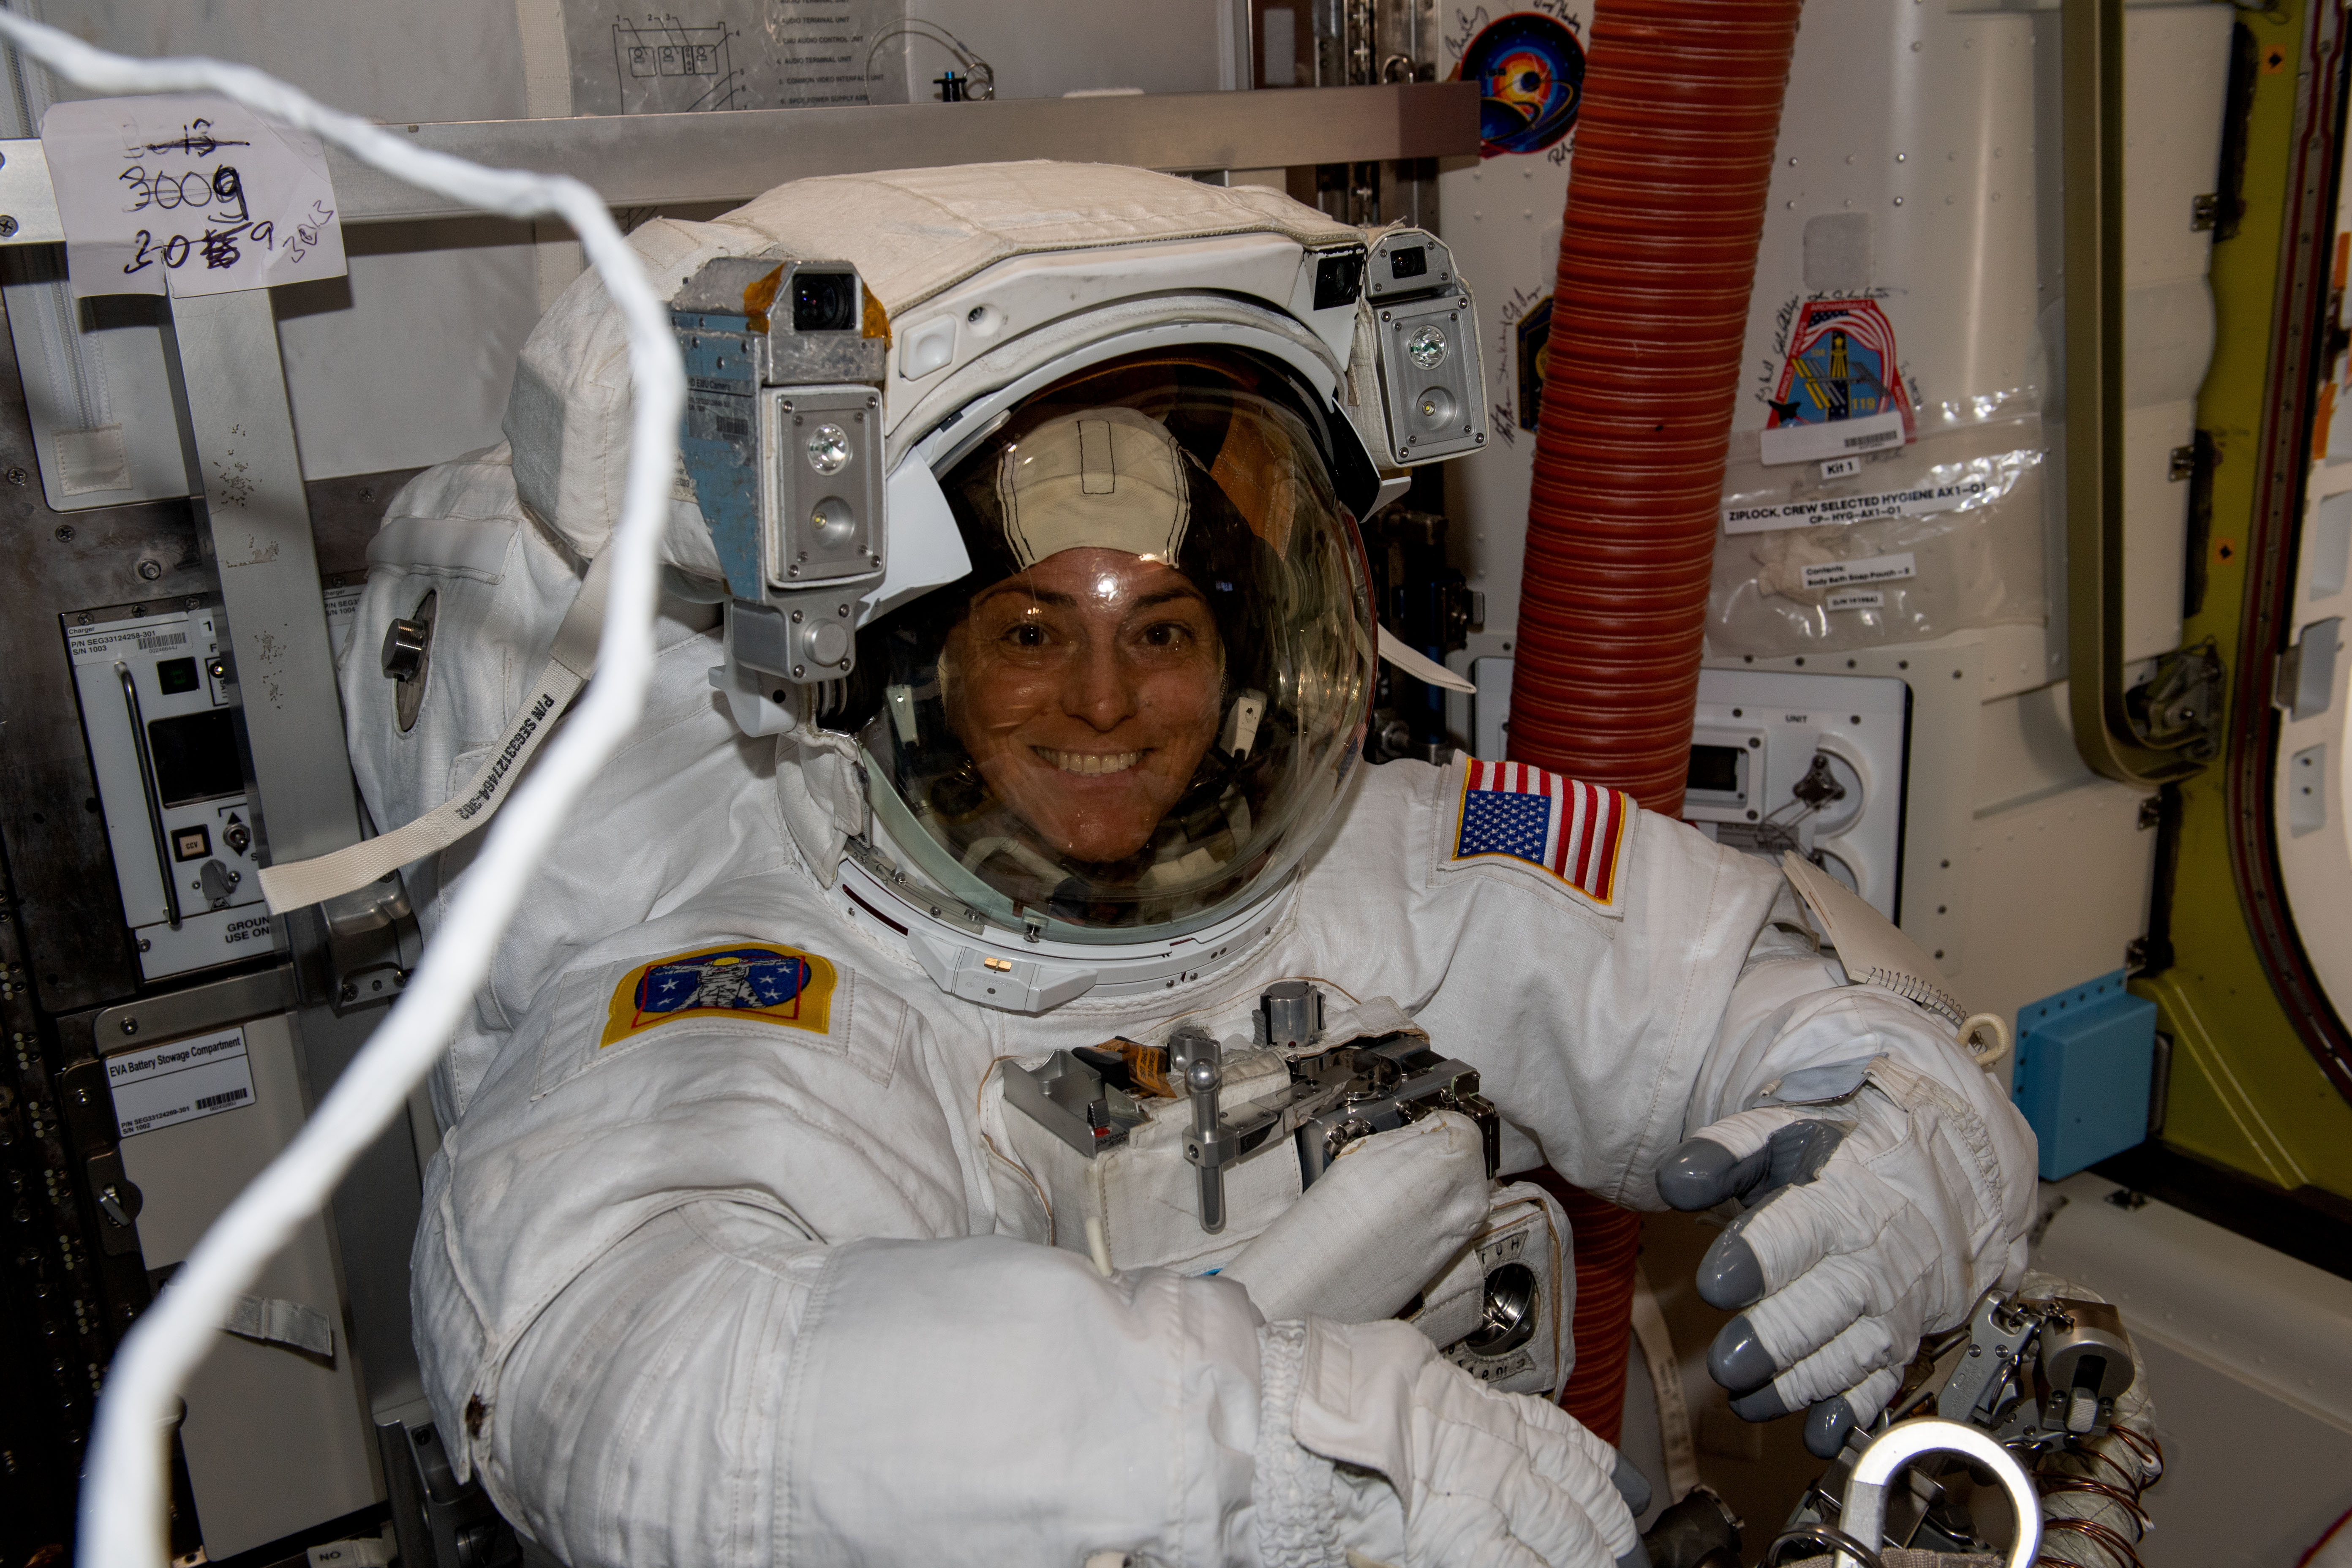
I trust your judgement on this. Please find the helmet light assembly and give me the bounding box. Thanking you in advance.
[673,256,887,683]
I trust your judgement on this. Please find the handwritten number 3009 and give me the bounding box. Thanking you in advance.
[120,164,249,222]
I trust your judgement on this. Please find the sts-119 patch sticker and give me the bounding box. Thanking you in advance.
[1445,761,1633,907]
[601,943,836,1046]
[1759,298,1914,468]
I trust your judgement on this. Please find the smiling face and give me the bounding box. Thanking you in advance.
[939,547,1225,864]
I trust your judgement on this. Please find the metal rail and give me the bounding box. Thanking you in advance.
[0,82,1478,242]
[2063,0,2210,786]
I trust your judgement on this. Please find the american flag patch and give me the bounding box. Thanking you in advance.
[1447,761,1633,906]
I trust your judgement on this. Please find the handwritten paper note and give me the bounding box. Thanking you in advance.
[41,94,346,299]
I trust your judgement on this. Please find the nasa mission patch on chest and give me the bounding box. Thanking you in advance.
[600,943,837,1045]
[1439,760,1634,913]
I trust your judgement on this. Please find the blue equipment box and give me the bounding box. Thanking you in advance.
[2010,970,2159,1181]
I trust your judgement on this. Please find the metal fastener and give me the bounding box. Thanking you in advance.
[0,217,19,238]
[381,617,429,681]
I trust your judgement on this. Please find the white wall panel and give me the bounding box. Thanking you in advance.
[1969,776,2155,1025]
[904,0,1230,98]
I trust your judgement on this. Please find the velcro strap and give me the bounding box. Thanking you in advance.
[257,554,610,915]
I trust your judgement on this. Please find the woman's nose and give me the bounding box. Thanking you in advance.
[1064,639,1139,732]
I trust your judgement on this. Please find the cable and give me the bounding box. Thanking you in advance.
[0,18,683,1568]
[2023,1421,2164,1568]
[864,20,997,100]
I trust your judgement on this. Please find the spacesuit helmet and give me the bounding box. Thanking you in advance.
[855,345,1375,941]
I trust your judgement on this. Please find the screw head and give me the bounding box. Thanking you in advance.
[0,216,19,238]
[5,467,25,486]
[136,559,163,582]
[52,525,72,543]
[120,1018,137,1035]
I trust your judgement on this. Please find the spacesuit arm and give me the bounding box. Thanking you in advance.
[486,1199,1291,1566]
[484,1199,1643,1568]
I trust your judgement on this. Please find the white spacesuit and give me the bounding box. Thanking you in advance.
[335,164,2038,1568]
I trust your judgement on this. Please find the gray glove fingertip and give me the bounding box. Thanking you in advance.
[1802,1394,1857,1459]
[1705,1315,1778,1392]
[1654,1137,1764,1211]
[1727,1381,1791,1422]
[1695,1228,1767,1311]
[1609,1451,1652,1516]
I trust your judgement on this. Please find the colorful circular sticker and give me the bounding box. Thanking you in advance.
[1454,12,1586,158]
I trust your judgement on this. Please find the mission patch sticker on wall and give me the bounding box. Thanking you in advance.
[1759,298,1914,467]
[107,1026,255,1138]
[1452,9,1587,159]
[601,943,836,1045]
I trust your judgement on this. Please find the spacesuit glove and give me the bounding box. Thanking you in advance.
[1286,1316,1646,1568]
[1658,1051,2035,1459]
[1225,1110,1493,1326]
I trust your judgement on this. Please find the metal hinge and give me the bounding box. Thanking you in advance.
[2191,193,2220,231]
[2123,640,2224,762]
[2168,444,2197,482]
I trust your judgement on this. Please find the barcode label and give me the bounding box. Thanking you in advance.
[136,629,189,652]
[194,1086,248,1110]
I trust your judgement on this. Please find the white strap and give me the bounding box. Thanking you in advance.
[1376,623,1475,694]
[258,555,610,914]
[1781,851,1968,1027]
[220,1293,335,1358]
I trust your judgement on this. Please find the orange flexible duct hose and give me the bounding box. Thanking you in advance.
[1507,0,1807,1447]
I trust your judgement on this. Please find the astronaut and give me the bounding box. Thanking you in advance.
[338,164,2037,1568]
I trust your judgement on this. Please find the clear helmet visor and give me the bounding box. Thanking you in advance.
[858,347,1374,941]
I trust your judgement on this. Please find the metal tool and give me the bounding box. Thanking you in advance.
[1173,1026,1237,1233]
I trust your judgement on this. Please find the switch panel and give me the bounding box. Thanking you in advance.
[64,601,281,982]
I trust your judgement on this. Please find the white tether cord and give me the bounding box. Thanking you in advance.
[0,19,683,1568]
